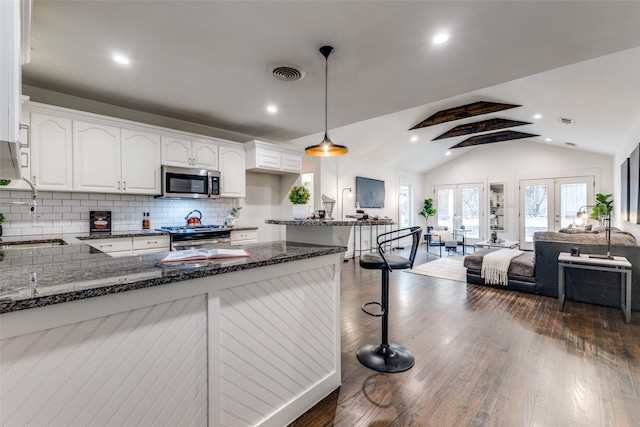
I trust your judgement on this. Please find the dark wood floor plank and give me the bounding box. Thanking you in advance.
[290,247,640,427]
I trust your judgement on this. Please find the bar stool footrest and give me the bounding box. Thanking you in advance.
[361,301,384,317]
[356,342,414,372]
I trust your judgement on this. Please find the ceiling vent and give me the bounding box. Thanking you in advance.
[271,65,305,82]
[560,117,575,125]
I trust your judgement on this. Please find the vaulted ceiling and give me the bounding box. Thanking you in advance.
[23,1,640,173]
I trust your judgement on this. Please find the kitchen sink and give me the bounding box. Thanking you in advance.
[0,239,68,250]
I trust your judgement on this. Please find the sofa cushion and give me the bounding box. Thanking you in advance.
[464,248,535,277]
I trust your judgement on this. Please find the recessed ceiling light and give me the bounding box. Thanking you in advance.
[445,151,451,156]
[410,136,418,142]
[433,33,449,44]
[267,105,278,113]
[545,138,552,142]
[113,55,130,65]
[533,114,542,119]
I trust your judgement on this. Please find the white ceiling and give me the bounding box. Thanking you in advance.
[23,1,640,174]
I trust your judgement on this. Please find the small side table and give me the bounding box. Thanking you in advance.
[558,252,632,323]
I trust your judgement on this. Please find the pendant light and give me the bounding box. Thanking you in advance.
[305,45,348,157]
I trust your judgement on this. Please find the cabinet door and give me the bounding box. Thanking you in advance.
[161,136,192,167]
[192,140,218,170]
[219,145,246,198]
[30,112,73,191]
[256,148,282,170]
[122,129,161,194]
[282,153,302,173]
[73,120,121,193]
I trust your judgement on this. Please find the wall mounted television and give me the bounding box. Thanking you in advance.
[356,176,385,208]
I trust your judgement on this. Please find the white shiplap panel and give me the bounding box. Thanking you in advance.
[219,265,337,427]
[0,295,207,427]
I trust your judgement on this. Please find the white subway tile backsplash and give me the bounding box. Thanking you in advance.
[2,191,236,237]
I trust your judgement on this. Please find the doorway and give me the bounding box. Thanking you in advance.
[519,176,594,250]
[434,183,484,241]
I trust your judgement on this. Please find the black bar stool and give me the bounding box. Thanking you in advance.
[357,226,422,372]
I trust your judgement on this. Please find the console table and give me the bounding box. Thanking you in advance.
[557,252,632,323]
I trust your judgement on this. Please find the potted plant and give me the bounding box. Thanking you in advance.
[590,193,613,225]
[226,206,242,228]
[289,185,311,220]
[418,198,437,230]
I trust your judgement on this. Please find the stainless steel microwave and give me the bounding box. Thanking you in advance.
[159,165,220,198]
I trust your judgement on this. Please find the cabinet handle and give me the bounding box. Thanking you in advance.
[100,244,112,249]
[148,241,158,245]
[19,123,30,148]
[20,152,29,168]
[32,176,36,185]
[123,181,126,191]
[117,181,121,190]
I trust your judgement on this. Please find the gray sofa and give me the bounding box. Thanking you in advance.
[465,227,640,311]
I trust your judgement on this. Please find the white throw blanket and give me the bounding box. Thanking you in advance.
[481,249,523,286]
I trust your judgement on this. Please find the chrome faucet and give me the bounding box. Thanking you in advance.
[21,177,37,216]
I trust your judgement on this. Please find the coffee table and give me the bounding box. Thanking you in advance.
[474,240,520,250]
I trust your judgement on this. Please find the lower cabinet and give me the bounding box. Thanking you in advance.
[86,235,170,257]
[231,229,258,246]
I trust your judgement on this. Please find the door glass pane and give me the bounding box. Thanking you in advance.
[524,184,549,242]
[437,188,454,229]
[399,184,410,228]
[460,188,480,238]
[560,183,587,229]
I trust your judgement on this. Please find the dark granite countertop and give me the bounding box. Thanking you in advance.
[0,240,345,314]
[265,219,396,226]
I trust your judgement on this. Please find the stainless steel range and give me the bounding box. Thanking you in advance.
[158,225,231,251]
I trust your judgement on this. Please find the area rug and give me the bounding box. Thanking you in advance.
[406,255,467,282]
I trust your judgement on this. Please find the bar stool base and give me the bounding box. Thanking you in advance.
[356,342,414,372]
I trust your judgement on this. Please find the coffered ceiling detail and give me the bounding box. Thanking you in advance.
[433,118,532,140]
[409,101,521,130]
[450,130,539,149]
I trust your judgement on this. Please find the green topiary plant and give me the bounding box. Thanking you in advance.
[590,193,613,224]
[0,213,4,225]
[418,198,437,226]
[0,179,11,186]
[289,185,311,205]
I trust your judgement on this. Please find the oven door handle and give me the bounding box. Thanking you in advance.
[172,238,231,251]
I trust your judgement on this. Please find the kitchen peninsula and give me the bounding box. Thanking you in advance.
[265,218,396,256]
[0,239,345,427]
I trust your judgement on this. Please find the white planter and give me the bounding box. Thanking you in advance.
[292,204,308,220]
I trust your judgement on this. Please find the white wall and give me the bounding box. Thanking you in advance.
[614,113,640,241]
[423,140,614,241]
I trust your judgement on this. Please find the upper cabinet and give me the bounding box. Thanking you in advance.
[73,121,161,195]
[0,0,25,179]
[161,137,218,170]
[219,144,246,198]
[73,120,121,193]
[121,129,161,194]
[20,101,245,197]
[30,112,73,191]
[245,140,302,174]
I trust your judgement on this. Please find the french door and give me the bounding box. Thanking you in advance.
[519,176,594,250]
[435,183,484,241]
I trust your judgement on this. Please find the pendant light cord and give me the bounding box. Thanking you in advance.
[324,52,329,138]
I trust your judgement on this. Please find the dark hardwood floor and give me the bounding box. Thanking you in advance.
[290,246,640,427]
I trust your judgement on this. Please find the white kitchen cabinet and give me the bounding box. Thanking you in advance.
[1,109,31,190]
[30,112,73,191]
[73,123,161,195]
[245,140,302,174]
[73,120,121,193]
[219,144,246,198]
[230,229,257,246]
[161,136,218,170]
[86,237,133,257]
[86,235,169,257]
[121,129,161,194]
[0,0,21,179]
[132,235,170,254]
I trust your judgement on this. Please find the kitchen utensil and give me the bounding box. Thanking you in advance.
[185,210,202,226]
